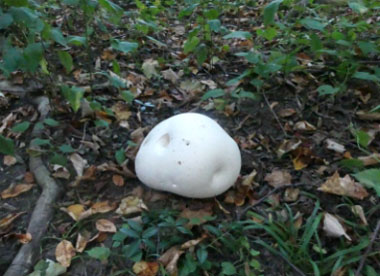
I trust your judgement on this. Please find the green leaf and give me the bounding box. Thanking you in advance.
[310,33,323,52]
[111,40,138,54]
[257,27,277,41]
[349,2,368,14]
[358,41,378,55]
[11,121,30,133]
[50,28,67,46]
[4,0,29,7]
[300,18,326,31]
[208,19,221,32]
[142,227,158,239]
[339,159,364,171]
[58,50,73,73]
[0,13,13,29]
[235,52,260,64]
[50,153,67,166]
[355,130,370,148]
[196,44,208,65]
[44,118,60,127]
[353,169,380,196]
[317,85,340,96]
[201,89,225,101]
[95,119,109,128]
[221,262,236,275]
[31,138,51,146]
[120,90,134,103]
[86,247,110,262]
[0,135,15,156]
[370,105,380,113]
[23,43,43,72]
[263,0,283,26]
[59,144,75,153]
[115,149,125,165]
[60,85,85,112]
[223,31,252,39]
[353,72,380,82]
[196,246,208,264]
[67,36,86,46]
[184,36,200,54]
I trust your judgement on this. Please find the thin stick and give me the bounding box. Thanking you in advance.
[355,219,380,276]
[262,91,288,137]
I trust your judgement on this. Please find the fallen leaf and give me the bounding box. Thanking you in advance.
[70,153,88,177]
[358,153,380,166]
[179,208,213,228]
[318,171,368,200]
[325,139,346,153]
[356,110,380,121]
[112,102,132,121]
[52,165,71,179]
[351,205,368,226]
[24,171,35,183]
[116,196,148,215]
[0,212,25,230]
[159,246,184,276]
[278,108,296,118]
[180,234,207,249]
[91,201,116,213]
[61,204,85,221]
[96,219,116,233]
[161,69,179,83]
[76,231,91,252]
[291,147,315,170]
[14,232,32,244]
[200,79,217,89]
[284,188,299,202]
[3,155,17,166]
[132,261,159,276]
[294,121,316,132]
[112,174,125,186]
[323,213,351,241]
[264,170,291,188]
[1,183,34,199]
[179,80,204,95]
[276,139,301,158]
[55,240,76,267]
[142,59,159,79]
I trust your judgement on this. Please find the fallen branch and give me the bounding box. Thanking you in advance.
[4,97,63,276]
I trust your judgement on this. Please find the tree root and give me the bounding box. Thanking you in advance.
[4,96,63,276]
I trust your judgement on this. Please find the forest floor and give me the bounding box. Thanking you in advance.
[0,1,380,276]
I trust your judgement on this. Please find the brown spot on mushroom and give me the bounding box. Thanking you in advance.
[178,161,182,165]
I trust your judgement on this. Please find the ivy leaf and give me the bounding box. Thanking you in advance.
[223,31,252,39]
[208,19,221,32]
[111,40,138,54]
[0,135,15,156]
[201,89,225,101]
[263,0,283,26]
[0,13,13,29]
[300,18,326,31]
[353,169,380,197]
[60,85,85,112]
[58,50,73,73]
[50,153,67,166]
[353,72,380,82]
[86,247,110,262]
[11,121,30,133]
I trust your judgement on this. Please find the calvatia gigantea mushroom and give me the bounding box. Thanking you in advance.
[135,113,241,198]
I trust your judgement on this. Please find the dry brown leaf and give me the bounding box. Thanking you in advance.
[179,208,213,228]
[180,234,207,249]
[112,174,125,187]
[351,205,368,226]
[159,246,184,276]
[276,139,302,158]
[70,153,88,177]
[278,108,296,118]
[52,165,71,179]
[14,232,32,244]
[291,147,315,170]
[356,110,380,121]
[162,69,179,84]
[325,139,346,153]
[76,231,91,253]
[264,170,291,188]
[112,102,132,121]
[242,169,257,187]
[91,201,116,213]
[132,261,159,276]
[1,183,34,199]
[24,171,34,183]
[116,196,148,215]
[358,153,380,166]
[96,219,116,233]
[318,171,368,200]
[61,204,85,221]
[142,59,159,79]
[0,212,25,230]
[323,213,351,241]
[284,188,299,202]
[294,121,316,131]
[3,155,17,166]
[55,240,76,267]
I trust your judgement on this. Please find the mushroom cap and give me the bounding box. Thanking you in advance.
[135,113,241,198]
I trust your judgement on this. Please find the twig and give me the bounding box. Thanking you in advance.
[355,219,380,276]
[237,183,308,219]
[262,91,288,138]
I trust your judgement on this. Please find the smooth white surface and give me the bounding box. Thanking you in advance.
[135,113,241,198]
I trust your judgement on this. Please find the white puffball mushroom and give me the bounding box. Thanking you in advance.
[135,113,241,198]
